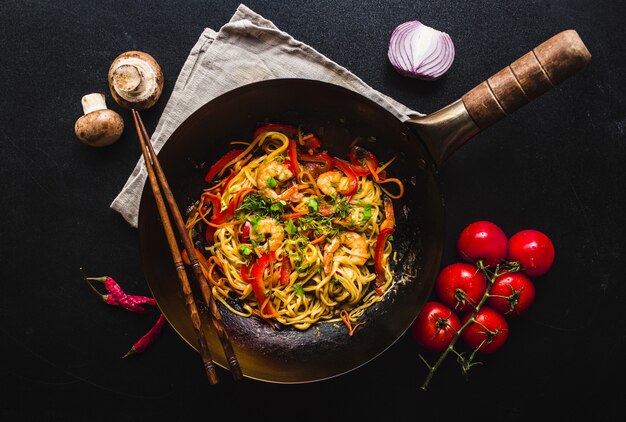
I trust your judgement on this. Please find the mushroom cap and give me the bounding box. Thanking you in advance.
[74,109,124,147]
[108,50,164,110]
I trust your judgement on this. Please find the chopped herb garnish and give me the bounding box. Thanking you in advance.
[363,204,372,221]
[237,193,286,220]
[293,284,305,297]
[239,244,253,256]
[307,197,319,212]
[334,197,350,219]
[266,177,278,188]
[270,202,284,213]
[250,215,261,231]
[285,219,297,236]
[300,213,339,237]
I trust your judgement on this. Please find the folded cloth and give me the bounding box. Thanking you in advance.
[111,3,421,227]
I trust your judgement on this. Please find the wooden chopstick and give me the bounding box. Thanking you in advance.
[132,109,243,383]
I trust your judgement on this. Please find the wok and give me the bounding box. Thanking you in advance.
[138,30,590,383]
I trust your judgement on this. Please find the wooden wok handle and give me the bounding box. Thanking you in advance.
[462,30,591,130]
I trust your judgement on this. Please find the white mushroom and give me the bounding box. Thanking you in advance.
[74,93,124,147]
[108,51,164,110]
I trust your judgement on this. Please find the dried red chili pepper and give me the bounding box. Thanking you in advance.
[82,270,155,313]
[122,314,167,359]
[128,295,157,307]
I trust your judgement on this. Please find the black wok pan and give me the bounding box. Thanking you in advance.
[138,30,589,383]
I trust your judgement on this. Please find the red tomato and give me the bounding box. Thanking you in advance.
[507,229,555,277]
[457,221,508,267]
[461,307,509,353]
[487,272,536,316]
[435,263,487,312]
[411,301,461,352]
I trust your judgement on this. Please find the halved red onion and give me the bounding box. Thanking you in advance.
[388,20,455,80]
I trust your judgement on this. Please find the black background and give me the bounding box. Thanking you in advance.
[1,1,624,420]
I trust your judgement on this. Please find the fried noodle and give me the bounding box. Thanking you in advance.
[184,126,404,331]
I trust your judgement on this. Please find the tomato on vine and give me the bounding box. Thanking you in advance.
[457,221,508,267]
[435,262,487,312]
[418,221,556,391]
[411,301,461,352]
[461,307,509,353]
[507,229,555,277]
[487,272,536,316]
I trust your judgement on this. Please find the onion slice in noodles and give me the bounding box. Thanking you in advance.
[388,20,455,80]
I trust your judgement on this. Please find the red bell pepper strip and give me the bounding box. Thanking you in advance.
[301,135,321,151]
[253,124,299,139]
[202,193,236,243]
[181,247,210,270]
[202,192,222,213]
[203,191,236,223]
[204,149,244,183]
[288,140,300,175]
[205,204,234,243]
[219,171,236,194]
[211,200,236,225]
[374,227,395,289]
[241,262,254,283]
[205,224,217,244]
[333,159,358,197]
[280,256,292,285]
[204,188,252,244]
[299,152,334,173]
[248,252,277,315]
[349,145,378,177]
[241,221,252,243]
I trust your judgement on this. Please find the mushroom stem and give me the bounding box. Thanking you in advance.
[112,64,144,94]
[81,93,108,114]
[75,93,124,147]
[108,51,163,110]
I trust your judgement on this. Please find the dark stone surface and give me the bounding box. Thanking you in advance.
[0,1,623,420]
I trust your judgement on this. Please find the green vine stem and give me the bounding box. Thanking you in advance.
[420,260,521,391]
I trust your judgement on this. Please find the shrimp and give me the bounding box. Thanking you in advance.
[265,184,304,203]
[323,231,369,274]
[317,171,350,196]
[251,217,284,252]
[256,160,293,189]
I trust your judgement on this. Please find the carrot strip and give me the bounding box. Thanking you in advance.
[366,160,379,182]
[310,233,328,246]
[340,310,365,336]
[376,156,397,174]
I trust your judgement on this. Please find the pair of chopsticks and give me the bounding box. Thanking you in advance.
[132,109,242,384]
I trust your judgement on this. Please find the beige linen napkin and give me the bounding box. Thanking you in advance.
[111,3,421,227]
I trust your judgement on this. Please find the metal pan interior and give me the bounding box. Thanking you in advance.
[138,79,445,383]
